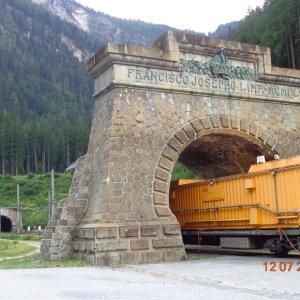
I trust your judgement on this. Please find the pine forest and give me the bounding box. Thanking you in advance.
[0,0,300,177]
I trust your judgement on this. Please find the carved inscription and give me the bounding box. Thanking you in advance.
[125,67,299,101]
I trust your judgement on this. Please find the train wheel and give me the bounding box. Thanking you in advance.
[274,245,290,257]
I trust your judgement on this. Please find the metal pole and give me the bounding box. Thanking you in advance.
[20,202,23,233]
[48,189,51,221]
[17,183,20,233]
[51,169,55,219]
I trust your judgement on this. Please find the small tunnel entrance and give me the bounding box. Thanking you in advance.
[0,216,13,232]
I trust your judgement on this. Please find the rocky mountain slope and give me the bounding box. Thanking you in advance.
[0,0,237,175]
[30,0,199,47]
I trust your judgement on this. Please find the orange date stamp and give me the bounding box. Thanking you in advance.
[263,261,300,272]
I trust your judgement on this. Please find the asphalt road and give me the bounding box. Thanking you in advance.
[0,255,299,299]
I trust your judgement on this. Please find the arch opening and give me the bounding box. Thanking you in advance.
[177,133,274,180]
[0,216,13,232]
[168,131,277,248]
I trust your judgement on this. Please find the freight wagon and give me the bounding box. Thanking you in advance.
[170,156,300,256]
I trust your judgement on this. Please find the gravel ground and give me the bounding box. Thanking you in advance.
[0,254,299,300]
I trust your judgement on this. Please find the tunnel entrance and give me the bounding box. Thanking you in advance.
[0,216,13,232]
[177,133,273,180]
[170,131,276,247]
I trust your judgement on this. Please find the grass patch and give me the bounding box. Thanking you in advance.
[0,253,91,269]
[0,233,41,241]
[0,240,35,257]
[0,173,72,227]
[172,162,199,180]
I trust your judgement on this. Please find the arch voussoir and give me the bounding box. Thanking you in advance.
[153,113,280,208]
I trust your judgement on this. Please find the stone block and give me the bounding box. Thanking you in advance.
[119,227,139,238]
[191,119,203,132]
[97,240,128,251]
[120,252,142,264]
[153,238,183,248]
[155,206,171,217]
[50,239,59,247]
[86,241,95,252]
[211,115,221,128]
[220,115,229,128]
[231,118,238,129]
[141,226,159,237]
[182,123,196,138]
[249,124,258,136]
[200,116,212,129]
[274,143,284,155]
[155,168,169,182]
[52,233,63,240]
[41,240,51,247]
[258,130,268,142]
[73,241,80,251]
[163,249,187,262]
[83,228,94,239]
[142,251,163,263]
[96,253,120,266]
[130,239,149,250]
[153,193,168,205]
[167,137,182,151]
[267,137,277,148]
[40,244,50,255]
[74,207,85,216]
[50,254,60,261]
[158,157,173,171]
[162,145,178,161]
[72,252,83,260]
[82,254,95,265]
[96,227,118,239]
[78,241,87,251]
[240,120,249,132]
[174,130,188,144]
[153,180,168,193]
[163,225,181,235]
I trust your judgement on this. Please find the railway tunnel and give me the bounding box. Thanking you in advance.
[177,133,274,179]
[170,131,276,246]
[0,209,17,233]
[0,215,13,232]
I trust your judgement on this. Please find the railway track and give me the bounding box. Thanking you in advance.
[185,245,300,258]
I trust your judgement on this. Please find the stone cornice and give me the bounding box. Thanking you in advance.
[87,31,300,86]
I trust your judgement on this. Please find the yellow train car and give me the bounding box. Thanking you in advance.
[170,156,300,256]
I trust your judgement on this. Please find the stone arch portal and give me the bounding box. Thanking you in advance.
[0,216,13,232]
[41,31,300,265]
[0,208,17,233]
[152,116,277,219]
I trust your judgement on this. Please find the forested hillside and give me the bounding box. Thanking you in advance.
[1,0,299,177]
[0,0,199,176]
[228,0,300,69]
[0,0,99,175]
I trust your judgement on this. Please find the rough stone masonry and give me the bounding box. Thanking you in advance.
[41,31,300,265]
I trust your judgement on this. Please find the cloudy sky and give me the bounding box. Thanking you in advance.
[76,0,265,34]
